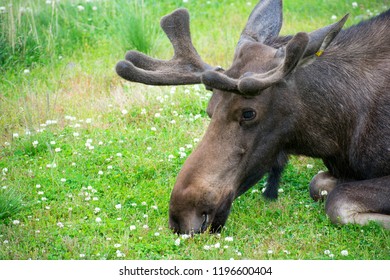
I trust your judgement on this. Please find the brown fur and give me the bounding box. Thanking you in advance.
[116,0,390,234]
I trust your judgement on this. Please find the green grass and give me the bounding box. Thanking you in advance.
[1,0,389,260]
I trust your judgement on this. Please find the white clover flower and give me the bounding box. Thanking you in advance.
[129,225,136,231]
[151,127,157,131]
[115,204,122,209]
[114,244,121,248]
[225,236,234,242]
[121,109,128,115]
[116,250,125,257]
[94,207,101,214]
[214,242,221,248]
[306,164,314,169]
[267,250,273,255]
[73,132,80,137]
[95,217,102,223]
[324,250,331,255]
[12,220,20,225]
[92,6,97,11]
[57,222,64,228]
[331,15,337,21]
[154,113,161,118]
[179,152,186,158]
[352,2,358,8]
[203,245,211,250]
[0,7,6,13]
[55,147,61,153]
[116,153,122,157]
[143,225,149,229]
[175,238,181,246]
[107,165,113,169]
[32,140,39,148]
[98,170,103,175]
[154,232,160,236]
[341,250,349,256]
[24,69,30,75]
[12,133,19,138]
[77,5,85,11]
[151,205,158,210]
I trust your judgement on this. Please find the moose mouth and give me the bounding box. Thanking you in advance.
[169,190,235,234]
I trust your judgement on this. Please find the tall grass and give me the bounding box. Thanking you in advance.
[0,0,159,71]
[0,188,23,221]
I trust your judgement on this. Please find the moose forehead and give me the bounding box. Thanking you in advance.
[226,42,280,79]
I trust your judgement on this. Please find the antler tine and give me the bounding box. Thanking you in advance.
[237,32,309,95]
[116,8,213,86]
[201,32,309,96]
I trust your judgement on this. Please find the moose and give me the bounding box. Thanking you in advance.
[116,0,390,234]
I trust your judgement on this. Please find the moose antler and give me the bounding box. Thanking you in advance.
[202,32,309,95]
[116,8,214,85]
[202,13,349,96]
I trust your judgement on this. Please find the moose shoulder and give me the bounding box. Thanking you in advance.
[116,0,390,234]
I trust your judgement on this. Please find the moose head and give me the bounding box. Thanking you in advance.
[116,0,349,234]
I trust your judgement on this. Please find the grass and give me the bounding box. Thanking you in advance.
[1,0,389,260]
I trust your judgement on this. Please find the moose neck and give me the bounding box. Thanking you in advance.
[284,57,365,171]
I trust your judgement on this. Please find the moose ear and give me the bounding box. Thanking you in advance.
[237,0,283,49]
[298,14,349,66]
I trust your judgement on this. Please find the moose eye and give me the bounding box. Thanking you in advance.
[241,109,256,121]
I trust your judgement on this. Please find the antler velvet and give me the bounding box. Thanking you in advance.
[116,8,213,85]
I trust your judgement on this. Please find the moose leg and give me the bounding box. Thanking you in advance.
[263,153,288,200]
[309,171,338,201]
[325,176,390,229]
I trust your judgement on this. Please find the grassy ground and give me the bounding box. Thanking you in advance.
[1,0,389,260]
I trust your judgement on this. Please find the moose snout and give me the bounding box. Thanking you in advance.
[169,210,209,235]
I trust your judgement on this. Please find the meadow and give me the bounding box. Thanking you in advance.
[0,0,389,260]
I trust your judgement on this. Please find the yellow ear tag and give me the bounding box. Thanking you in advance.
[316,50,324,57]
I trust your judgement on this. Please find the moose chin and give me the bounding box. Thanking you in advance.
[116,0,390,234]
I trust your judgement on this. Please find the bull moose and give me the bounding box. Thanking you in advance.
[116,0,390,234]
